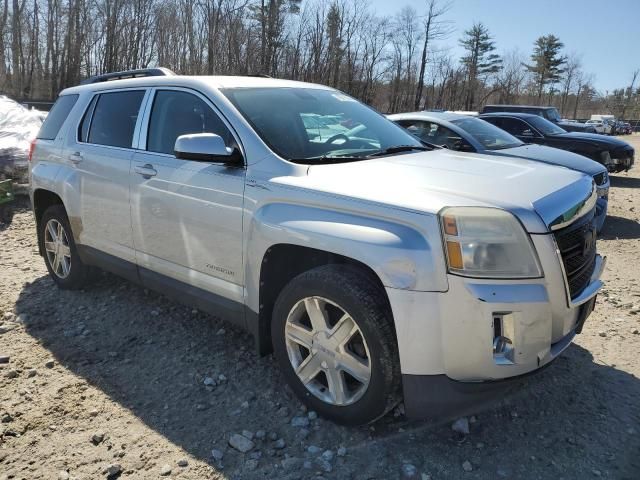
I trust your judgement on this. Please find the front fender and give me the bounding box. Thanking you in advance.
[244,202,448,312]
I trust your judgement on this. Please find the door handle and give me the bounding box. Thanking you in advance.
[69,152,83,164]
[134,164,157,178]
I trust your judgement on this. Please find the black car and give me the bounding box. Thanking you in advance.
[479,112,635,173]
[481,105,596,133]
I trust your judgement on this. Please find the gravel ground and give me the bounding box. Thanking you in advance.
[1,136,639,480]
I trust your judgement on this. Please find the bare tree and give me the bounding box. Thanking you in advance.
[559,53,581,116]
[0,0,634,120]
[414,0,451,110]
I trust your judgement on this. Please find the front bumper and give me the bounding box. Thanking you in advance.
[609,151,634,172]
[388,235,605,419]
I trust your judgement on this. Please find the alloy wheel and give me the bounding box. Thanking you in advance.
[284,296,372,406]
[44,219,71,279]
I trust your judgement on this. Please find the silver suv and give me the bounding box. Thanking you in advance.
[30,69,605,425]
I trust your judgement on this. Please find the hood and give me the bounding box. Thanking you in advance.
[293,149,594,233]
[489,144,605,177]
[555,131,631,148]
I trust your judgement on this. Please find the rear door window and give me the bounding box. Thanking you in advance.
[37,94,79,140]
[399,120,463,149]
[87,90,145,148]
[497,118,533,137]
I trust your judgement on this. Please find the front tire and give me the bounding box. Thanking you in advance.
[271,265,401,425]
[39,205,91,289]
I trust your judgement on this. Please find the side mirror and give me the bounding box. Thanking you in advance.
[174,133,243,165]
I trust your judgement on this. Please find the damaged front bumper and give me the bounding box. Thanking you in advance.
[389,235,605,419]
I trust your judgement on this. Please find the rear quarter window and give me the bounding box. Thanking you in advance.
[36,94,79,140]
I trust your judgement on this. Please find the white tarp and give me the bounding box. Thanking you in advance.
[0,95,45,183]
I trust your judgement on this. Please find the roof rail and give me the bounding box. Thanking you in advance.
[247,73,272,78]
[81,67,176,85]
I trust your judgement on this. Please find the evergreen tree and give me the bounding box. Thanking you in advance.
[459,22,502,110]
[525,34,566,101]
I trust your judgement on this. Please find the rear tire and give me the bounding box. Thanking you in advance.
[271,264,401,425]
[39,205,92,290]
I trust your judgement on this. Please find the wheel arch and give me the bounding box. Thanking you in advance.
[32,189,66,256]
[253,243,391,356]
[245,202,447,355]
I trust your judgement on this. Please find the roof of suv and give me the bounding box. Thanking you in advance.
[483,105,556,110]
[61,75,332,95]
[479,112,540,120]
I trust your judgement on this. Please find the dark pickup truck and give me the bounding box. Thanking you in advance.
[481,105,596,133]
[480,112,635,173]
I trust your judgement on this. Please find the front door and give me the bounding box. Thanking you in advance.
[130,88,246,311]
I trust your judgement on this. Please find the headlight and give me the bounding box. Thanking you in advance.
[439,207,542,279]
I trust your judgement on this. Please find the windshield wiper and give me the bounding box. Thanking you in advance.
[365,145,431,158]
[296,154,368,164]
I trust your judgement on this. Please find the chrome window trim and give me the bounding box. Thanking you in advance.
[136,86,246,164]
[74,87,150,150]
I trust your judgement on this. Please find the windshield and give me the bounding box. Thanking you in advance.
[545,108,561,122]
[221,87,423,162]
[527,115,567,135]
[451,117,522,150]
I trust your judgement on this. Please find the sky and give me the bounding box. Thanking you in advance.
[368,0,640,94]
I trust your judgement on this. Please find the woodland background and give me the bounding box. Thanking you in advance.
[1,0,639,119]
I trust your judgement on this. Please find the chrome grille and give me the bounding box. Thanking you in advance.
[553,209,597,299]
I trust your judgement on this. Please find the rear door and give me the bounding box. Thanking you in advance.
[130,87,246,310]
[66,88,148,264]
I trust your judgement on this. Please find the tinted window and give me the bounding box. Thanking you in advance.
[222,87,422,162]
[147,90,233,155]
[451,117,522,150]
[494,118,536,137]
[78,95,98,143]
[545,108,561,122]
[398,120,466,150]
[88,91,145,148]
[37,94,79,140]
[527,116,566,135]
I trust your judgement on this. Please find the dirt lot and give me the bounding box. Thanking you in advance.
[1,137,639,480]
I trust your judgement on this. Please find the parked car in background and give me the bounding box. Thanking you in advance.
[479,112,635,173]
[30,68,605,424]
[619,122,633,135]
[585,119,611,135]
[612,120,632,136]
[481,105,597,133]
[389,111,609,232]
